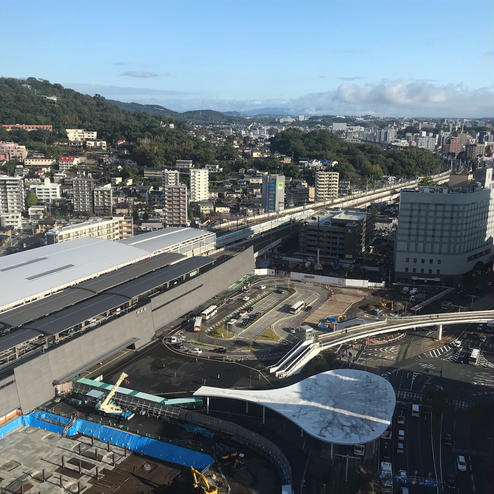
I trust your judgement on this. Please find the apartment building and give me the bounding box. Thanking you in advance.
[24,157,56,167]
[190,168,209,202]
[0,142,28,162]
[46,217,121,244]
[66,129,97,141]
[2,124,53,132]
[0,175,24,214]
[29,178,61,202]
[162,169,180,186]
[315,171,339,201]
[93,184,113,216]
[72,176,94,214]
[163,185,188,226]
[58,156,79,172]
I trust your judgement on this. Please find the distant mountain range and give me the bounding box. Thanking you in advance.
[108,100,248,123]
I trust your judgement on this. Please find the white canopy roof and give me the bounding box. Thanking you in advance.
[195,369,395,445]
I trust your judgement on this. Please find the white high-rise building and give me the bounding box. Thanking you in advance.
[190,169,209,202]
[395,180,494,281]
[0,175,24,214]
[162,169,180,186]
[315,171,339,201]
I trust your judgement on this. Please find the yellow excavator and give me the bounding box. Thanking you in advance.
[190,466,218,494]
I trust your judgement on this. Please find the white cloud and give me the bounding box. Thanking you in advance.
[121,71,159,78]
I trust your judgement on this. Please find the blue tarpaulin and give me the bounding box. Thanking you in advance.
[0,411,214,470]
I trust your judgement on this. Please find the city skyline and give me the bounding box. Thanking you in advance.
[2,0,493,117]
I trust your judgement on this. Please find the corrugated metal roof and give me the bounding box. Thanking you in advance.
[0,238,149,312]
[118,227,215,253]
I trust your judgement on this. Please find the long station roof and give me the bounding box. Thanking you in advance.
[195,369,396,445]
[0,227,213,313]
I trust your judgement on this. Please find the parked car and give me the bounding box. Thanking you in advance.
[456,455,467,472]
[259,285,266,290]
[190,347,203,356]
[214,347,227,354]
[242,296,250,302]
[276,288,284,294]
[246,306,254,312]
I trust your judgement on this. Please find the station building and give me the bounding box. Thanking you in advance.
[0,227,253,416]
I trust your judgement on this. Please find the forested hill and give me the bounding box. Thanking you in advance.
[270,128,445,178]
[0,77,185,142]
[109,99,246,124]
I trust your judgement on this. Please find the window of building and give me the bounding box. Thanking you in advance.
[413,258,417,263]
[437,259,441,264]
[412,268,416,273]
[421,259,425,263]
[429,259,433,264]
[405,267,409,273]
[428,269,432,274]
[420,268,424,273]
[406,257,409,262]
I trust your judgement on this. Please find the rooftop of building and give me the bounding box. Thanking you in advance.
[307,209,368,227]
[195,369,395,445]
[0,228,215,313]
[118,227,215,253]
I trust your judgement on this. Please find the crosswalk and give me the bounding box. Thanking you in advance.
[396,390,471,409]
[427,344,452,358]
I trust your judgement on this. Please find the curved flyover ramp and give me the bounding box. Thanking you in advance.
[195,369,395,445]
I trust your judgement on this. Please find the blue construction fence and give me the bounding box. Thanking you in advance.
[0,410,214,470]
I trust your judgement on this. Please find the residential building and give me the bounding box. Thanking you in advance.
[0,175,24,214]
[262,174,285,212]
[465,143,485,160]
[58,156,79,172]
[394,183,494,281]
[442,137,462,156]
[175,159,193,170]
[0,213,22,229]
[2,124,53,132]
[299,210,374,265]
[190,168,209,202]
[86,139,107,151]
[93,184,113,216]
[66,129,97,141]
[315,171,339,201]
[143,168,163,179]
[24,157,56,167]
[163,185,188,226]
[0,142,28,162]
[46,217,121,244]
[285,185,310,207]
[416,135,436,151]
[29,178,61,202]
[205,164,223,173]
[72,176,94,214]
[114,216,134,239]
[162,169,180,186]
[28,205,46,223]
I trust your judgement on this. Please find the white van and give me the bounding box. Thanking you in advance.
[412,404,420,417]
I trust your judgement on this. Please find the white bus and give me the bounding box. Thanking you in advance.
[290,301,305,314]
[468,348,480,366]
[193,316,202,332]
[201,305,218,320]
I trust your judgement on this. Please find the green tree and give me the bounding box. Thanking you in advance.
[25,190,38,207]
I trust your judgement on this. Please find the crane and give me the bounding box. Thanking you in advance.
[190,466,218,494]
[96,372,134,420]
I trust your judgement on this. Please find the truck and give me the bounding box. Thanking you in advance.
[96,372,134,420]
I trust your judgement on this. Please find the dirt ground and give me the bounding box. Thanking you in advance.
[304,288,368,325]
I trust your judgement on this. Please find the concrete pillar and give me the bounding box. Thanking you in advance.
[438,324,443,340]
[206,396,209,415]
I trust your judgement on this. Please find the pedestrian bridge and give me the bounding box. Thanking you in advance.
[271,310,494,378]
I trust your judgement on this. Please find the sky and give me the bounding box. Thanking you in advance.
[2,0,493,116]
